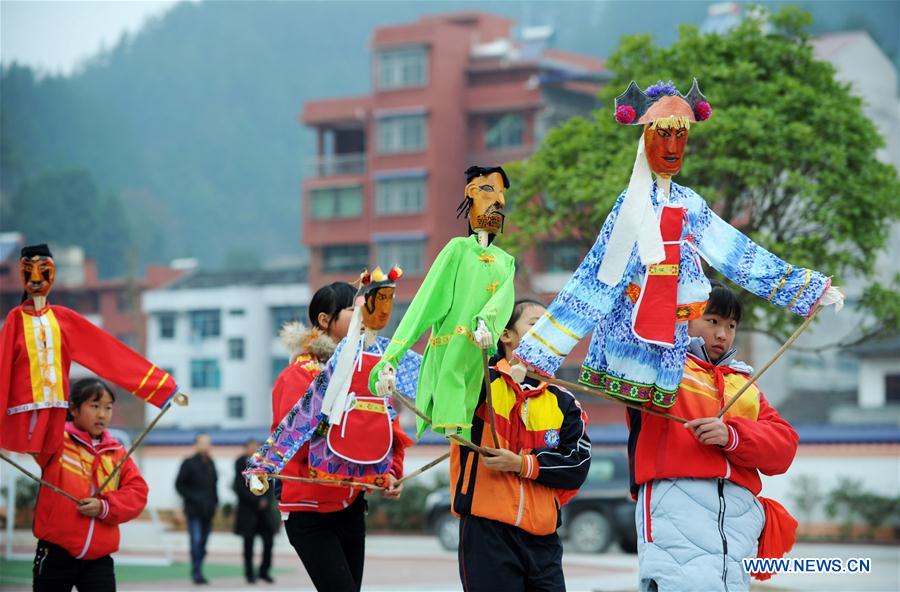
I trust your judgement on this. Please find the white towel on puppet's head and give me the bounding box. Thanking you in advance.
[597,136,665,286]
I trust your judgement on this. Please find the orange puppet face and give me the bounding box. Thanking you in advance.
[20,256,55,298]
[465,171,507,234]
[362,287,395,331]
[643,124,689,176]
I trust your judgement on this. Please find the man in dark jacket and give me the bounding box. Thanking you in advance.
[176,433,218,584]
[233,439,278,583]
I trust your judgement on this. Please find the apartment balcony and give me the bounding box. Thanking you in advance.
[306,153,367,178]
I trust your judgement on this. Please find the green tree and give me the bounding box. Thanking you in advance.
[505,6,900,342]
[4,169,133,277]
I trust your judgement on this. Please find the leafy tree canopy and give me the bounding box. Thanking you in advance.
[505,6,900,343]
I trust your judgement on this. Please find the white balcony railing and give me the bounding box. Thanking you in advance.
[307,153,366,178]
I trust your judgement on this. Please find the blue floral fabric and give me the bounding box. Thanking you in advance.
[514,181,829,406]
[247,335,422,475]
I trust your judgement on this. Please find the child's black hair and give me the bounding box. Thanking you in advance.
[67,377,115,421]
[705,281,742,324]
[497,298,547,360]
[308,282,356,331]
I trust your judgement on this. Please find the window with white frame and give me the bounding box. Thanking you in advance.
[228,337,245,360]
[310,185,363,219]
[377,115,426,154]
[189,310,220,339]
[375,177,426,215]
[485,113,524,150]
[191,359,221,389]
[226,395,245,419]
[158,313,176,339]
[377,46,428,89]
[377,239,425,276]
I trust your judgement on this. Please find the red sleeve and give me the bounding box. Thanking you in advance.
[0,310,19,436]
[270,363,318,431]
[724,393,798,476]
[57,307,178,409]
[389,417,414,479]
[99,456,148,525]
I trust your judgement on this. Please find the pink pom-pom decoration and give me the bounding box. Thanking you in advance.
[615,105,636,125]
[694,101,712,122]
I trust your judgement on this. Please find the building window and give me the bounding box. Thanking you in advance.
[117,334,137,348]
[485,113,524,150]
[543,241,583,272]
[377,239,425,276]
[228,337,245,360]
[377,46,427,89]
[310,185,363,220]
[376,177,425,215]
[191,359,221,389]
[886,374,900,405]
[158,313,176,339]
[226,395,245,419]
[271,357,290,383]
[377,115,426,154]
[189,310,220,339]
[271,306,307,337]
[322,244,369,274]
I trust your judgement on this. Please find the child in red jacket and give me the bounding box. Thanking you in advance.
[32,377,149,592]
[628,282,799,591]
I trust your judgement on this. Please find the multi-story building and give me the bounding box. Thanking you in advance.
[141,267,309,428]
[301,12,607,314]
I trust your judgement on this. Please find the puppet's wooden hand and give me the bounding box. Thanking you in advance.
[819,286,844,312]
[508,362,527,384]
[474,320,493,350]
[247,473,269,496]
[375,364,397,397]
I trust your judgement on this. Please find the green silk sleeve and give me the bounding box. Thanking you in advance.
[369,239,462,394]
[473,256,516,355]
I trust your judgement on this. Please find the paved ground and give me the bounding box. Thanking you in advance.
[2,528,898,591]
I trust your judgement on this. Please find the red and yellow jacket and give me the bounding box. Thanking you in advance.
[627,349,798,498]
[270,353,361,513]
[34,422,148,560]
[0,302,177,453]
[450,359,591,536]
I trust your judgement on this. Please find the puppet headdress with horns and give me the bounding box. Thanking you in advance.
[597,79,712,286]
[320,266,403,425]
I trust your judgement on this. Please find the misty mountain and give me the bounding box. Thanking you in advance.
[1,0,896,274]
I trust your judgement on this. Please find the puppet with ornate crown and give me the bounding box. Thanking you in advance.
[511,80,843,407]
[0,244,179,453]
[368,166,516,441]
[245,266,421,491]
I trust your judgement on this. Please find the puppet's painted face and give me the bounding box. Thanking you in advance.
[466,171,506,234]
[20,256,55,298]
[362,287,395,331]
[643,123,689,176]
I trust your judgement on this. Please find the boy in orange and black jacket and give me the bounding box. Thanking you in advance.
[450,300,591,592]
